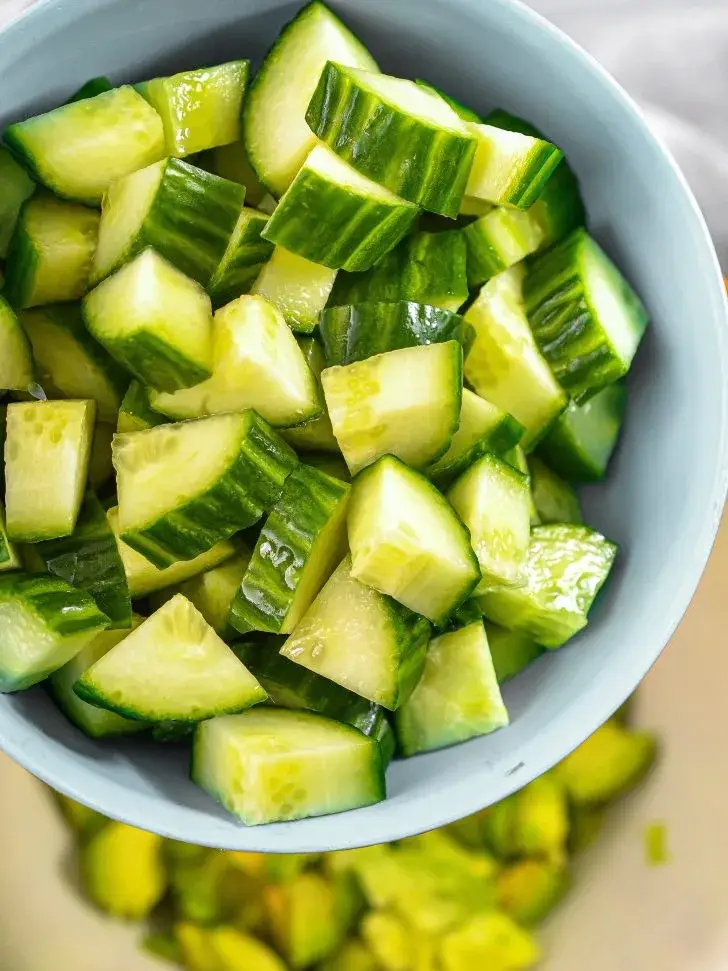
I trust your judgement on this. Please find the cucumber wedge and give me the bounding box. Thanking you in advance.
[154,550,250,635]
[307,64,476,217]
[87,422,115,491]
[0,296,33,391]
[193,708,385,825]
[0,572,109,692]
[348,456,480,626]
[208,207,274,308]
[479,525,618,648]
[149,294,322,426]
[251,246,337,334]
[113,410,298,567]
[5,399,95,542]
[203,139,268,207]
[396,622,509,756]
[322,341,462,474]
[84,248,214,393]
[506,444,540,526]
[282,338,340,453]
[4,86,165,205]
[524,229,649,400]
[527,456,582,525]
[0,502,20,573]
[67,77,112,104]
[485,622,543,684]
[415,80,482,124]
[465,124,563,210]
[244,1,378,197]
[0,147,35,259]
[281,556,431,710]
[75,594,266,721]
[117,381,167,434]
[305,454,351,482]
[464,266,567,449]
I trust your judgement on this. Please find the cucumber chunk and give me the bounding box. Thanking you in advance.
[348,456,480,626]
[282,338,340,453]
[203,139,268,207]
[153,550,250,635]
[322,341,462,474]
[84,248,214,393]
[4,194,99,309]
[396,622,508,756]
[251,246,337,334]
[4,399,95,541]
[113,410,298,567]
[81,822,166,919]
[91,158,246,288]
[465,124,563,210]
[464,266,567,449]
[0,296,33,391]
[0,147,35,259]
[0,502,20,573]
[67,77,112,104]
[527,456,582,525]
[208,207,274,308]
[117,380,167,434]
[137,61,249,158]
[485,622,543,684]
[192,708,385,825]
[4,86,165,205]
[439,912,540,971]
[505,444,540,525]
[87,422,115,490]
[305,453,351,482]
[479,524,618,648]
[524,229,648,400]
[307,64,476,217]
[149,294,322,426]
[230,464,350,635]
[415,80,482,124]
[0,572,109,692]
[244,1,378,197]
[497,859,571,926]
[281,556,431,710]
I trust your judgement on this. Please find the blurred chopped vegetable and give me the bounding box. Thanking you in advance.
[555,721,657,806]
[644,821,671,867]
[81,822,166,920]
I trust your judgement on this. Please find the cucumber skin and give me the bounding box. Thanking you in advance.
[0,502,20,573]
[306,63,476,218]
[0,296,34,391]
[208,208,274,308]
[427,411,525,489]
[282,337,340,453]
[0,148,35,260]
[117,380,167,434]
[67,77,112,104]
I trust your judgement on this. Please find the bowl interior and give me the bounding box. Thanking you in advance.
[0,0,725,852]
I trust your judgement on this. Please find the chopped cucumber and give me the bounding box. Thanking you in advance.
[203,139,268,207]
[137,61,249,158]
[0,147,35,259]
[230,464,350,635]
[307,64,476,217]
[251,246,337,334]
[479,524,618,648]
[555,720,657,805]
[149,294,322,426]
[527,456,583,525]
[282,337,340,453]
[76,593,265,721]
[192,708,385,825]
[67,77,112,103]
[4,86,165,205]
[117,380,167,434]
[113,410,297,567]
[322,341,462,474]
[81,822,166,920]
[0,501,20,573]
[209,928,288,971]
[465,123,563,210]
[497,859,571,926]
[439,912,541,971]
[84,248,214,393]
[153,550,250,635]
[505,444,540,525]
[4,399,95,541]
[281,556,431,711]
[305,453,351,482]
[244,1,378,197]
[415,80,481,123]
[0,296,33,391]
[485,622,543,684]
[348,455,480,626]
[208,207,274,308]
[396,622,509,756]
[87,421,115,490]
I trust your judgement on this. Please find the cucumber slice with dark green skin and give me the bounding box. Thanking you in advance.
[20,303,129,423]
[84,248,214,393]
[440,597,484,632]
[251,246,338,334]
[319,302,467,367]
[281,556,430,711]
[91,158,246,288]
[465,123,563,210]
[233,641,395,765]
[262,145,418,272]
[202,139,268,207]
[0,296,33,391]
[32,491,132,629]
[152,550,250,635]
[193,708,385,825]
[0,148,35,259]
[485,622,543,684]
[527,456,582,525]
[304,453,351,482]
[479,524,618,648]
[75,593,266,721]
[414,81,481,123]
[282,338,340,454]
[0,572,109,692]
[524,229,648,401]
[208,207,274,309]
[244,1,378,198]
[149,294,322,426]
[137,61,249,158]
[117,380,167,434]
[4,86,165,206]
[348,455,480,626]
[5,399,95,542]
[307,64,476,218]
[4,194,99,309]
[0,501,20,573]
[67,77,113,104]
[230,465,350,635]
[395,622,508,756]
[536,381,627,482]
[322,341,462,475]
[113,410,298,568]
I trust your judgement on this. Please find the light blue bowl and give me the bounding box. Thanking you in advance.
[1,0,726,852]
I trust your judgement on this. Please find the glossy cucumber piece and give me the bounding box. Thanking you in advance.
[281,556,431,711]
[0,296,33,391]
[230,464,350,635]
[244,1,378,197]
[414,80,481,123]
[4,86,165,205]
[117,381,167,434]
[208,207,274,308]
[137,61,249,158]
[149,294,322,426]
[485,622,543,684]
[91,158,246,287]
[203,139,268,207]
[251,246,337,334]
[87,422,115,491]
[506,444,540,526]
[0,572,109,692]
[524,229,648,401]
[4,399,95,542]
[465,123,563,210]
[307,64,476,217]
[193,708,385,825]
[396,622,508,756]
[322,341,462,474]
[153,550,250,635]
[479,524,618,648]
[0,148,35,259]
[113,410,297,567]
[84,248,213,393]
[282,338,340,453]
[0,502,20,573]
[527,456,583,525]
[67,77,113,103]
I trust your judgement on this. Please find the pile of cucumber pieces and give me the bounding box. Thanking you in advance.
[0,1,647,827]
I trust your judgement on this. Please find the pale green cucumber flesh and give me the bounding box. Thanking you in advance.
[484,621,543,684]
[414,80,481,123]
[251,246,338,334]
[202,140,268,207]
[282,337,340,453]
[0,296,33,391]
[465,123,563,210]
[527,456,583,525]
[117,381,168,434]
[171,550,250,635]
[208,207,274,308]
[0,147,35,259]
[0,502,21,573]
[87,422,115,491]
